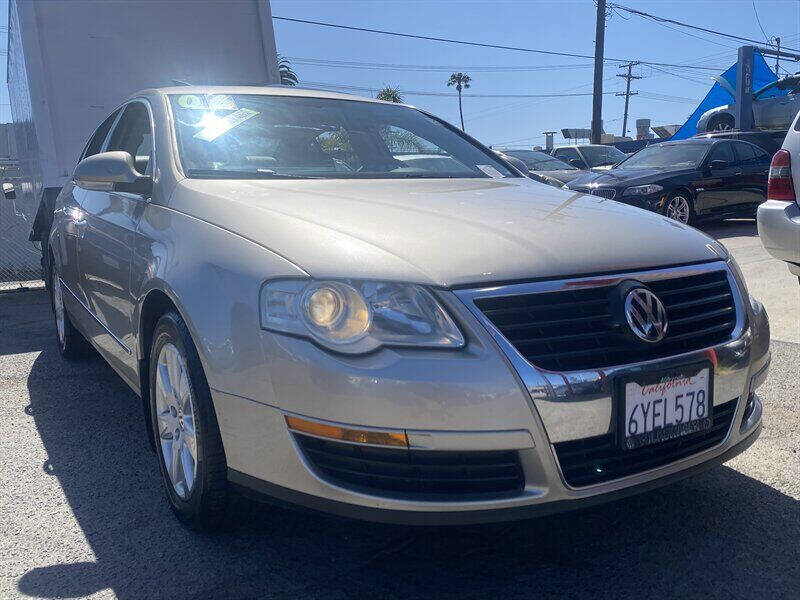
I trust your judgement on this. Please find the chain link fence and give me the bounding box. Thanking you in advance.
[1,167,43,291]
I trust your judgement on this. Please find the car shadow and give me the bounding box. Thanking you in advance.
[0,289,53,355]
[16,341,800,599]
[701,218,759,240]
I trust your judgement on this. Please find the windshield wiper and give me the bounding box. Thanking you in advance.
[186,169,319,180]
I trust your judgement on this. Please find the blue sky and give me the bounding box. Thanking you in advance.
[271,0,800,147]
[0,0,796,143]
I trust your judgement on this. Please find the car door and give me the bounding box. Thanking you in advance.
[54,108,121,315]
[755,91,799,130]
[78,100,153,385]
[693,142,741,215]
[731,141,770,212]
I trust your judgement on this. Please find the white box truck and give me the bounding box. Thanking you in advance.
[7,0,281,278]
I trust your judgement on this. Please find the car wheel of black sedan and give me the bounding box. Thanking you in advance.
[149,311,229,531]
[664,192,695,225]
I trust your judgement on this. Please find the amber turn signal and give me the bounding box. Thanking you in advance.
[285,415,409,447]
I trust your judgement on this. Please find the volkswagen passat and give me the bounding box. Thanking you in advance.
[48,87,770,529]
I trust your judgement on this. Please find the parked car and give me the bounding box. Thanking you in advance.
[551,144,627,170]
[757,108,800,281]
[491,150,533,178]
[493,148,583,187]
[696,73,800,133]
[49,86,768,530]
[566,138,772,224]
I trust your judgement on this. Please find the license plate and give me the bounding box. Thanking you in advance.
[620,363,713,450]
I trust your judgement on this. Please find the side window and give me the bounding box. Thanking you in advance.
[555,148,579,162]
[81,109,121,162]
[106,102,153,175]
[733,142,758,166]
[707,143,735,166]
[754,147,771,163]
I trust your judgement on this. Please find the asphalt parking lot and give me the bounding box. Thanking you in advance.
[1,220,798,600]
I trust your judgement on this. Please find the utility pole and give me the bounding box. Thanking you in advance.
[591,0,606,144]
[616,61,641,138]
[775,36,781,74]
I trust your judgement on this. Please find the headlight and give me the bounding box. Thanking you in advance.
[260,279,465,354]
[622,184,663,196]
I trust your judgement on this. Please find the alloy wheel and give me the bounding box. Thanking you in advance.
[52,271,65,345]
[155,342,198,499]
[666,196,691,224]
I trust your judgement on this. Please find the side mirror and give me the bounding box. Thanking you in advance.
[568,158,586,169]
[3,183,16,200]
[709,159,729,171]
[74,151,152,196]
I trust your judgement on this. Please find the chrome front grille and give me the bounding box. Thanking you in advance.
[573,186,616,199]
[471,266,738,372]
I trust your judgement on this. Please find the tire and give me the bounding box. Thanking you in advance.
[50,263,91,359]
[707,113,735,132]
[149,311,228,531]
[663,191,696,225]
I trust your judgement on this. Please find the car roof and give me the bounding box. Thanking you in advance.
[648,139,717,148]
[129,85,406,106]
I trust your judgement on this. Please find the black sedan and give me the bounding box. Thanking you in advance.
[566,138,772,225]
[494,149,584,187]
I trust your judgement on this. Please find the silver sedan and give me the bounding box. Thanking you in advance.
[48,86,769,529]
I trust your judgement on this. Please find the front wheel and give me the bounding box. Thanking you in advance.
[664,192,695,225]
[50,264,90,359]
[149,311,229,530]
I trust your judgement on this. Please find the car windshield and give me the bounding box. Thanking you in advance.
[618,144,708,169]
[502,150,576,171]
[580,145,627,167]
[169,93,516,179]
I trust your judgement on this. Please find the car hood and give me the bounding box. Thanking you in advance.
[569,167,695,188]
[170,177,720,287]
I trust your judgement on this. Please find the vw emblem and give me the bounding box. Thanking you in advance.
[624,287,668,342]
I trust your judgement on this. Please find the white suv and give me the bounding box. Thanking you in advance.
[757,109,800,281]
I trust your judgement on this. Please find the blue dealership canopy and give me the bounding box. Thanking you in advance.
[670,51,786,140]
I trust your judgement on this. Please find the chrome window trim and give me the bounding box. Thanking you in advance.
[454,260,749,446]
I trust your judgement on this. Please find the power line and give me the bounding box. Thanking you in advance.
[610,3,800,53]
[752,1,769,42]
[287,57,595,73]
[299,80,618,98]
[273,15,727,71]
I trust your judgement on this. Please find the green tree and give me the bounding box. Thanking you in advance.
[376,86,403,103]
[446,72,472,131]
[278,55,298,86]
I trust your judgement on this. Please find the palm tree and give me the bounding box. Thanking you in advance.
[447,72,471,131]
[277,54,298,86]
[376,86,403,103]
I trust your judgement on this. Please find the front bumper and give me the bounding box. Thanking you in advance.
[212,262,770,525]
[757,199,800,275]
